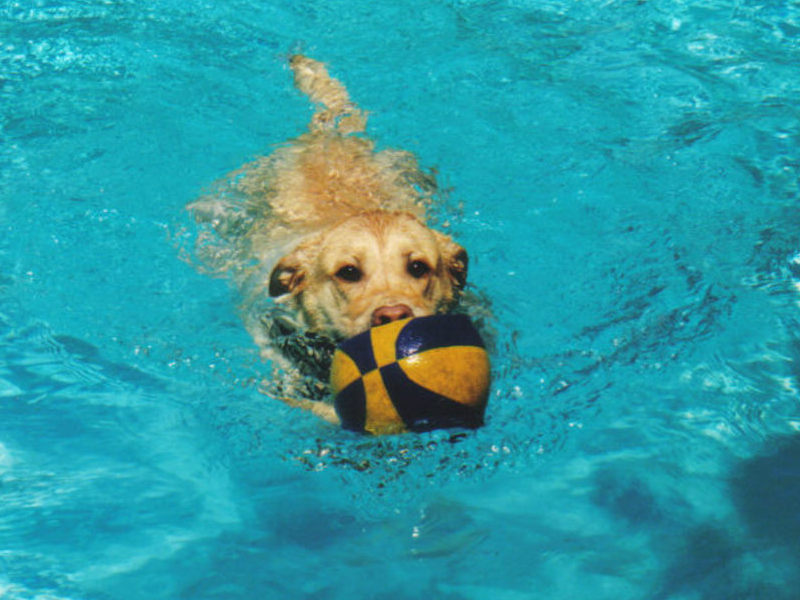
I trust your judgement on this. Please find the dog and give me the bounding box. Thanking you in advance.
[188,56,474,424]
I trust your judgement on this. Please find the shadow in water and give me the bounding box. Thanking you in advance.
[730,434,800,549]
[593,436,800,600]
[653,525,785,600]
[652,434,800,600]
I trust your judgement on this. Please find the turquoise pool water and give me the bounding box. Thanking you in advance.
[2,1,800,598]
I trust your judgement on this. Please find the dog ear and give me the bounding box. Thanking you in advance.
[268,236,322,297]
[268,248,309,296]
[434,231,468,290]
[448,246,469,289]
[269,259,304,296]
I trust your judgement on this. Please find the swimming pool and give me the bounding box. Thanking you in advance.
[2,0,799,597]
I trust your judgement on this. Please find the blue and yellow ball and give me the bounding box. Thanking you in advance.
[330,314,491,435]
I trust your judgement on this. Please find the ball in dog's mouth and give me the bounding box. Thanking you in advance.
[330,314,491,435]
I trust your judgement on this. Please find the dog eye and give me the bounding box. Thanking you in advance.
[407,260,431,278]
[335,265,362,283]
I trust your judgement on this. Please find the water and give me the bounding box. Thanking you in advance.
[2,0,800,598]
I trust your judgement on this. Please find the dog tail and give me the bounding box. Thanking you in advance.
[289,55,367,135]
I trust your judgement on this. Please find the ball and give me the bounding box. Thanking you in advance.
[330,314,491,435]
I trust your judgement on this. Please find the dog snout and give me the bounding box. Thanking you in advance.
[370,304,413,327]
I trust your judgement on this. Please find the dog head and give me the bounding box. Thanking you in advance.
[268,211,467,339]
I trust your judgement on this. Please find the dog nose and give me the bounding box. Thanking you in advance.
[370,304,413,327]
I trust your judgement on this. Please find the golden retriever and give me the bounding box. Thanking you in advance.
[188,55,470,423]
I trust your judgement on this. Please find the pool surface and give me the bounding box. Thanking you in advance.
[2,1,800,598]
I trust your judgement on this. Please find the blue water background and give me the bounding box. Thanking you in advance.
[2,1,800,598]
